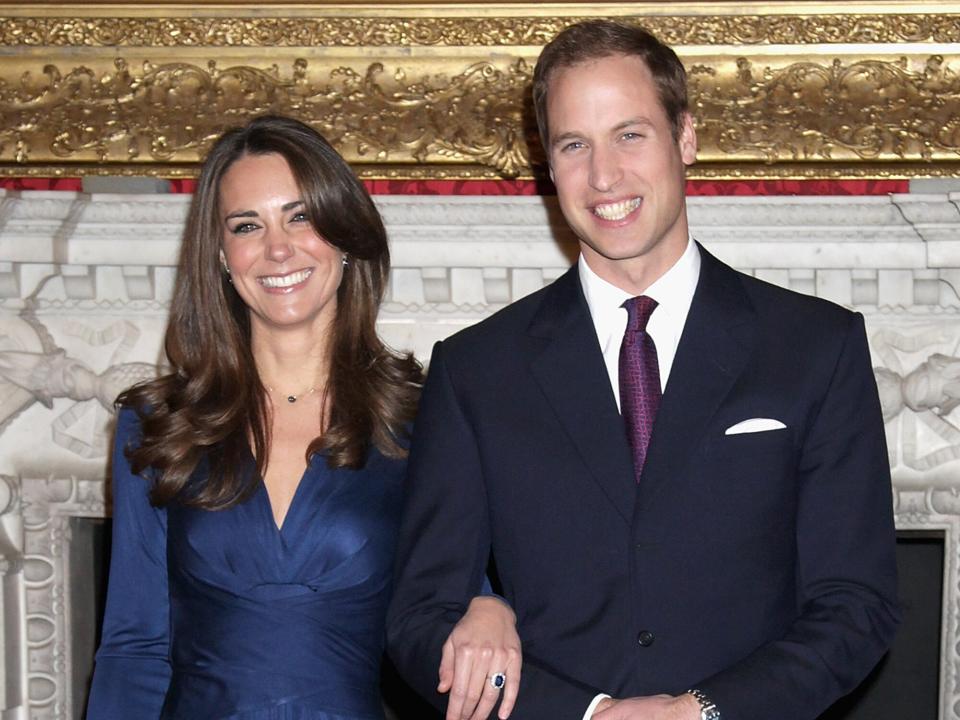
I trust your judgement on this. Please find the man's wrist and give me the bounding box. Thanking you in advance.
[685,688,720,720]
[584,693,612,719]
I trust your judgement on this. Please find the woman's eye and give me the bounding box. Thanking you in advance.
[290,211,309,223]
[229,222,258,234]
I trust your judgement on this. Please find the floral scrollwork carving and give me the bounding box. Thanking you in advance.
[327,60,534,176]
[0,56,536,176]
[2,14,960,48]
[691,55,960,164]
[1,47,960,176]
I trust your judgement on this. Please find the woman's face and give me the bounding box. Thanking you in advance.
[218,152,344,337]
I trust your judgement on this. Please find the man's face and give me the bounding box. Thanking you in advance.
[546,53,697,292]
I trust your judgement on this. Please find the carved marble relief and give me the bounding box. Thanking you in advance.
[1,190,960,717]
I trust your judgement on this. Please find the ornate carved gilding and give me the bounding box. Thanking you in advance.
[1,3,959,178]
[3,12,960,48]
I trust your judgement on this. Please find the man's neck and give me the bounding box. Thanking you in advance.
[580,238,688,296]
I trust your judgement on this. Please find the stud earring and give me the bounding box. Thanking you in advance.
[342,255,349,267]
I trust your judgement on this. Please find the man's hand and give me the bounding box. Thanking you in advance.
[592,693,700,720]
[438,596,522,720]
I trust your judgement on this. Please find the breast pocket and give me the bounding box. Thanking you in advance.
[690,426,798,542]
[704,426,793,460]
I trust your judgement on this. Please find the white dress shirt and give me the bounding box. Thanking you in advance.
[579,237,701,410]
[576,237,701,720]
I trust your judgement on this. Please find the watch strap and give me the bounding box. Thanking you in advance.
[686,688,721,720]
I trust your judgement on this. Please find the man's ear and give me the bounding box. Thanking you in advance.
[678,112,698,167]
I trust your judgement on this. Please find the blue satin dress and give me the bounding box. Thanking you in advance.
[87,408,404,720]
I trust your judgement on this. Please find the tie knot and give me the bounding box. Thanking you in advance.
[622,295,658,333]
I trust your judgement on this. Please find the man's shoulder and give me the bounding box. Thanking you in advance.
[731,263,858,333]
[440,274,563,354]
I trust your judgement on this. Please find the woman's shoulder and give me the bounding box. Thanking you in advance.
[112,402,158,481]
[114,404,144,443]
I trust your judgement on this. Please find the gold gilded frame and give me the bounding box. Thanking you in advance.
[1,2,960,180]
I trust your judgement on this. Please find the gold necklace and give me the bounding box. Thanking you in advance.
[265,384,320,404]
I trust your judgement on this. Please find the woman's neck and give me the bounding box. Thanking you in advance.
[250,324,331,398]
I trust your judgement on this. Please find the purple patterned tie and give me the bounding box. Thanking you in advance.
[619,296,661,481]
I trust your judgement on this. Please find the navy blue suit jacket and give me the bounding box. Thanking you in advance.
[387,246,900,720]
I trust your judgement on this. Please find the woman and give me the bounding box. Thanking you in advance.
[87,115,519,720]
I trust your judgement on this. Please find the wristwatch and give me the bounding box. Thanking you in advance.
[686,689,721,720]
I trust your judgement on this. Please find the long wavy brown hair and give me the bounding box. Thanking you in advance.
[120,115,421,508]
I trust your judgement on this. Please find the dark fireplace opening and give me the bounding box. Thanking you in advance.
[72,522,943,720]
[71,517,111,720]
[820,530,943,720]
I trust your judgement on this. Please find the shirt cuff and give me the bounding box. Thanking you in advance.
[582,693,612,720]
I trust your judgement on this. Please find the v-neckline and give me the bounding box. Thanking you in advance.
[258,457,313,536]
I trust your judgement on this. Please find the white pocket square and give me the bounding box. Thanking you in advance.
[724,418,787,435]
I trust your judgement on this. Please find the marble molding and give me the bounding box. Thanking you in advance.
[1,190,959,717]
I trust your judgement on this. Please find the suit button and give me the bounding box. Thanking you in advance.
[637,630,655,647]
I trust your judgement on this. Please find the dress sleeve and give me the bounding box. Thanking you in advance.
[86,407,171,718]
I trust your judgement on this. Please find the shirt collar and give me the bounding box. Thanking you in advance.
[579,235,700,325]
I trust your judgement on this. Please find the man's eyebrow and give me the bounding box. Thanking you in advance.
[550,118,658,148]
[614,117,656,132]
[550,131,583,148]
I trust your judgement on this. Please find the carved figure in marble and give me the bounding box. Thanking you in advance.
[0,280,156,458]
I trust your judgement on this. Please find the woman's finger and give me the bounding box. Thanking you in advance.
[445,644,475,720]
[468,651,507,720]
[498,646,522,719]
[459,645,493,719]
[438,637,455,693]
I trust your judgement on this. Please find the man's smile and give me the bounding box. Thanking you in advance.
[591,197,642,221]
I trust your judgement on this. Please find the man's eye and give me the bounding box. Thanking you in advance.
[622,132,643,141]
[560,141,584,153]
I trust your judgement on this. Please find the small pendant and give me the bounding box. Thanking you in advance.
[287,395,296,403]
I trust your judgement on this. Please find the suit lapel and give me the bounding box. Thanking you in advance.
[639,245,758,508]
[527,267,636,523]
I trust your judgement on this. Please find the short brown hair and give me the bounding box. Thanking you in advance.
[532,20,689,152]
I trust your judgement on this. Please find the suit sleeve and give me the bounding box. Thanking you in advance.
[696,312,901,720]
[387,341,601,719]
[86,408,171,718]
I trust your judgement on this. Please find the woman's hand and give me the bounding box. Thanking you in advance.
[438,595,522,720]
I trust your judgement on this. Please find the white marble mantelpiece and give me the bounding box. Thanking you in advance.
[1,189,960,718]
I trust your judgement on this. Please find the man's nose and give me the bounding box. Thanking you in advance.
[588,145,623,192]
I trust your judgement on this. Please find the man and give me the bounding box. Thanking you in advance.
[387,20,899,720]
